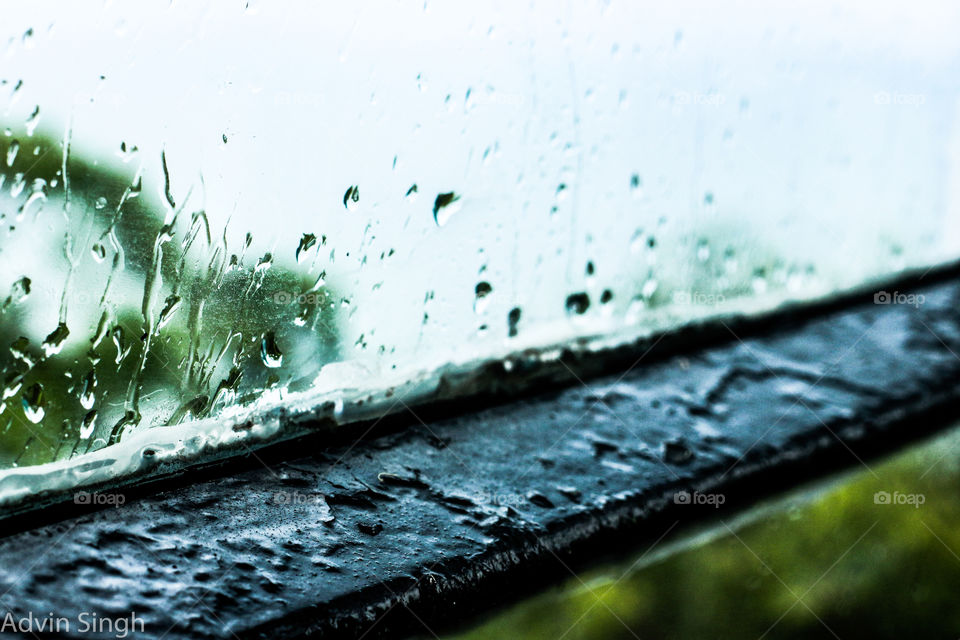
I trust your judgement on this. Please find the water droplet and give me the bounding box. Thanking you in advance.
[630,173,642,196]
[9,336,30,364]
[255,252,273,272]
[6,140,19,167]
[117,141,139,163]
[641,277,659,299]
[2,374,23,402]
[296,233,317,263]
[723,247,738,273]
[432,192,461,226]
[79,410,97,439]
[600,289,614,304]
[94,196,107,210]
[474,281,493,313]
[80,370,97,410]
[404,184,418,201]
[42,322,69,356]
[565,292,590,315]
[158,295,181,329]
[222,133,228,144]
[261,332,283,368]
[111,326,128,364]
[25,106,40,136]
[507,307,522,337]
[663,439,694,465]
[696,239,711,262]
[752,269,768,294]
[343,185,360,211]
[85,243,105,264]
[2,276,30,310]
[21,383,44,423]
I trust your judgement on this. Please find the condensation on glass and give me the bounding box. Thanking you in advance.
[1,2,959,501]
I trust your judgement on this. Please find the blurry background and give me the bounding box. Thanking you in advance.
[440,423,960,639]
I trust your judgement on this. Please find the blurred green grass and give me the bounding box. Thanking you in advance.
[442,425,960,639]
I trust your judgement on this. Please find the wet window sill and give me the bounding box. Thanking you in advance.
[1,264,959,639]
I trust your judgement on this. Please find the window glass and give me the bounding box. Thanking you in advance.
[1,2,958,498]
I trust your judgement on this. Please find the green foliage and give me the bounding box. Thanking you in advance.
[0,132,341,468]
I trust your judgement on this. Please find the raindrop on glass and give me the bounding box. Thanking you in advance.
[565,292,590,315]
[474,281,493,314]
[3,276,31,309]
[432,191,461,227]
[507,306,522,337]
[5,139,19,167]
[80,370,97,410]
[21,383,44,423]
[25,106,40,136]
[296,233,317,263]
[261,331,283,368]
[41,322,69,357]
[79,410,97,440]
[343,185,360,211]
[696,239,710,262]
[91,243,106,262]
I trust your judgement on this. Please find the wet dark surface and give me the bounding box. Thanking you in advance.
[1,274,959,639]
